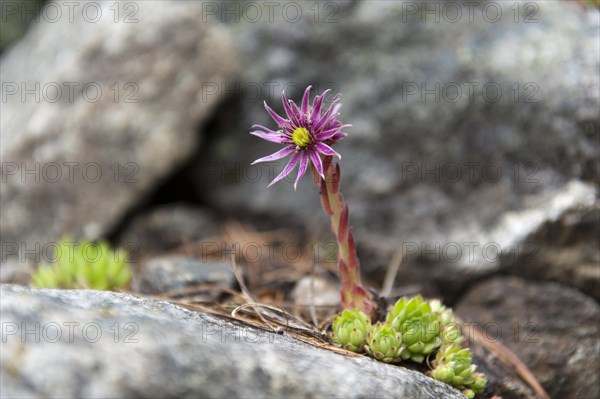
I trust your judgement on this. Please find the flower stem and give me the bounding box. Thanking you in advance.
[312,156,378,320]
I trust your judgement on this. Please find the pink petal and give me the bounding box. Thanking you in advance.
[310,89,330,125]
[314,94,341,131]
[264,101,287,127]
[294,152,309,190]
[288,100,302,126]
[316,127,339,141]
[317,124,351,141]
[331,103,341,116]
[301,85,312,115]
[281,91,295,120]
[315,142,341,159]
[268,152,301,187]
[250,130,288,143]
[251,146,295,165]
[252,124,280,134]
[309,149,324,178]
[318,93,342,123]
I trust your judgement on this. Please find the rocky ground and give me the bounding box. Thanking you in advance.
[1,284,466,398]
[1,1,598,398]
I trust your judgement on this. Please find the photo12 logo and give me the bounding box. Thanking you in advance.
[1,82,139,104]
[0,240,141,264]
[201,1,340,24]
[399,2,540,24]
[1,321,139,344]
[1,162,139,184]
[400,241,538,264]
[400,81,540,104]
[1,1,140,24]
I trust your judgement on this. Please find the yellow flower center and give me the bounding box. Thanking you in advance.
[291,127,311,148]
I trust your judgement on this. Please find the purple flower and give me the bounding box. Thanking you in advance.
[250,86,350,189]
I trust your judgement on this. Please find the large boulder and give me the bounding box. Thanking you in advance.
[456,276,600,399]
[0,1,237,265]
[0,284,465,398]
[192,0,599,297]
[118,203,220,259]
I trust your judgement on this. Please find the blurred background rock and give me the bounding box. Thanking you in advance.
[190,0,599,303]
[1,1,598,398]
[0,0,43,51]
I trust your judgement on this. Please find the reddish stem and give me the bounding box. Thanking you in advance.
[312,156,377,320]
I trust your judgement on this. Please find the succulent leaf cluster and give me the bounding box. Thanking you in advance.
[330,295,487,396]
[432,344,487,398]
[430,299,464,346]
[330,308,372,352]
[430,299,454,325]
[386,295,443,363]
[364,322,404,363]
[32,237,132,291]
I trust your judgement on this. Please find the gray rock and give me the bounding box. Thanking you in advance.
[193,0,599,298]
[291,275,340,319]
[0,1,237,265]
[0,0,43,51]
[0,259,34,285]
[133,256,235,295]
[504,203,600,300]
[0,284,465,398]
[118,203,220,259]
[456,276,600,399]
[291,275,340,308]
[465,339,537,399]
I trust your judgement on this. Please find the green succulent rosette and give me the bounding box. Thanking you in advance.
[364,322,404,363]
[32,237,132,291]
[331,309,372,353]
[429,299,455,326]
[386,295,443,363]
[432,344,487,398]
[429,299,464,345]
